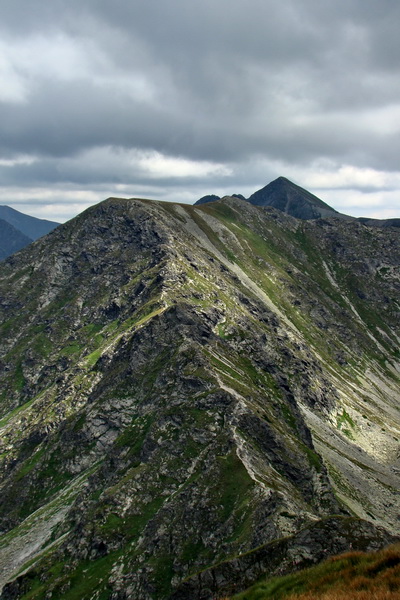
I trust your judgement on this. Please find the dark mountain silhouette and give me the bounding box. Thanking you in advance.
[0,205,59,241]
[246,176,348,220]
[195,193,245,206]
[195,177,399,227]
[195,194,221,205]
[0,219,33,261]
[358,216,400,228]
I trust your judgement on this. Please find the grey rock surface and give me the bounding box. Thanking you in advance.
[0,196,399,599]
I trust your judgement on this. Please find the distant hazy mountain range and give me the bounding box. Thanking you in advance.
[1,177,398,262]
[195,176,400,227]
[0,205,59,260]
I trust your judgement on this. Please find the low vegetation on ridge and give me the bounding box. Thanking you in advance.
[228,544,400,600]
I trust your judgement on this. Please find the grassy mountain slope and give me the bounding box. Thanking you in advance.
[230,542,400,600]
[0,197,399,599]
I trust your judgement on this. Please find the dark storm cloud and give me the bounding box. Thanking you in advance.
[0,0,399,220]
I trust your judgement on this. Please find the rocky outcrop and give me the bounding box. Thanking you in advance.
[171,517,398,600]
[0,196,399,599]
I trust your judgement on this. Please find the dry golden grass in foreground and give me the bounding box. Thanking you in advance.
[229,544,400,600]
[289,591,399,599]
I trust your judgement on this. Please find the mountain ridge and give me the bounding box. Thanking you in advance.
[171,516,398,599]
[246,176,343,220]
[0,205,59,260]
[194,176,400,226]
[0,195,399,599]
[0,205,59,241]
[0,219,33,261]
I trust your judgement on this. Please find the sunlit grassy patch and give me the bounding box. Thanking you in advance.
[230,544,400,600]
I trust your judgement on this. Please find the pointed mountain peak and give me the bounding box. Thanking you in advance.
[274,176,293,184]
[247,176,340,220]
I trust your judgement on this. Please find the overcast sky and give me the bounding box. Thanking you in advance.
[1,0,399,222]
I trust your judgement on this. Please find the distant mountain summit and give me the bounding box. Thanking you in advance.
[246,176,344,220]
[0,219,33,261]
[195,193,245,206]
[195,177,399,226]
[195,194,221,205]
[194,177,341,219]
[0,205,59,260]
[0,205,59,241]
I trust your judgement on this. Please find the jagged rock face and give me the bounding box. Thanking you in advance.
[0,197,399,599]
[171,516,398,600]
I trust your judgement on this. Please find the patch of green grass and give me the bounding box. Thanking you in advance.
[0,395,38,427]
[114,414,153,454]
[80,323,103,336]
[85,347,102,367]
[19,551,121,600]
[185,406,213,427]
[31,332,53,358]
[60,342,82,356]
[337,409,355,438]
[15,446,46,481]
[280,405,298,432]
[181,539,206,563]
[72,413,87,431]
[203,201,239,223]
[216,450,254,521]
[150,553,175,598]
[299,442,323,473]
[100,512,123,534]
[15,360,26,391]
[122,495,165,539]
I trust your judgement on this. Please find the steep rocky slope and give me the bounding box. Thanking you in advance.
[230,541,400,600]
[0,197,399,599]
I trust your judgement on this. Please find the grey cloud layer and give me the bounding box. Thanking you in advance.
[0,0,399,218]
